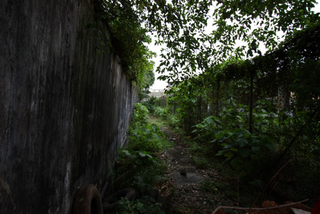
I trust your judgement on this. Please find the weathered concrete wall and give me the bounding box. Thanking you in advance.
[0,0,137,213]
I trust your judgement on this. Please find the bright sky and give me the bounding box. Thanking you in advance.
[148,39,167,90]
[149,2,320,90]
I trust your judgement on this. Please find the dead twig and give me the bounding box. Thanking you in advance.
[211,199,309,214]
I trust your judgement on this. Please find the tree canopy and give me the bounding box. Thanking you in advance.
[100,0,319,84]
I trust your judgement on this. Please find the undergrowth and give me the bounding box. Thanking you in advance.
[113,102,320,212]
[110,103,172,213]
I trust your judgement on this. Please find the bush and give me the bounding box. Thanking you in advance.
[153,106,169,119]
[127,123,166,153]
[192,116,222,144]
[115,103,169,193]
[153,106,162,117]
[131,103,149,129]
[213,128,276,177]
[143,97,157,114]
[168,115,180,129]
[128,103,167,153]
[114,150,167,195]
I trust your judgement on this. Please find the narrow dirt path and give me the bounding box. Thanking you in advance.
[149,116,235,213]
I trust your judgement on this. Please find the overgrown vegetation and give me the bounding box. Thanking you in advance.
[144,52,320,205]
[110,103,171,213]
[116,196,165,214]
[85,1,157,100]
[101,0,320,210]
[126,103,171,152]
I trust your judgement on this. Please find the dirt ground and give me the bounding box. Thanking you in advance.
[158,125,236,213]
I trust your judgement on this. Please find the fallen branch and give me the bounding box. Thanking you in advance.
[211,199,309,214]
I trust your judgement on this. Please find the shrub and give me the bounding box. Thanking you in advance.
[114,150,167,196]
[213,128,276,177]
[192,116,222,144]
[153,106,169,119]
[131,103,149,129]
[153,106,163,117]
[168,115,179,129]
[143,96,156,114]
[115,102,169,193]
[127,123,166,153]
[160,107,169,119]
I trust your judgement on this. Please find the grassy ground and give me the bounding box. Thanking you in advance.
[148,115,170,129]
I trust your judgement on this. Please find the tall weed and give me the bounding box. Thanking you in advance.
[128,103,167,153]
[114,150,167,195]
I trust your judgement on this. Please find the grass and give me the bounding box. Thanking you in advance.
[148,114,169,128]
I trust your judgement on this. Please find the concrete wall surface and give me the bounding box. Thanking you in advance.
[0,0,137,213]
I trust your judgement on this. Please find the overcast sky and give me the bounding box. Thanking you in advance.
[149,2,320,90]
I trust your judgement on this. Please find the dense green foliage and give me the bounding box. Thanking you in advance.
[116,196,164,214]
[97,1,156,96]
[127,103,169,152]
[143,96,157,113]
[111,103,170,212]
[99,0,319,87]
[151,0,319,83]
[102,0,320,207]
[164,23,320,204]
[113,103,170,192]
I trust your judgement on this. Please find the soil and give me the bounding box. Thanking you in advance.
[149,116,314,214]
[155,122,236,213]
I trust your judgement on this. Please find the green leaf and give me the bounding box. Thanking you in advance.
[239,148,251,158]
[151,124,158,132]
[224,152,234,158]
[230,147,238,152]
[251,39,257,51]
[138,151,146,157]
[252,146,261,152]
[230,157,242,168]
[137,201,144,210]
[251,154,260,160]
[222,143,232,149]
[215,131,231,138]
[237,139,248,147]
[153,133,160,139]
[216,149,229,156]
[123,150,132,157]
[265,143,276,151]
